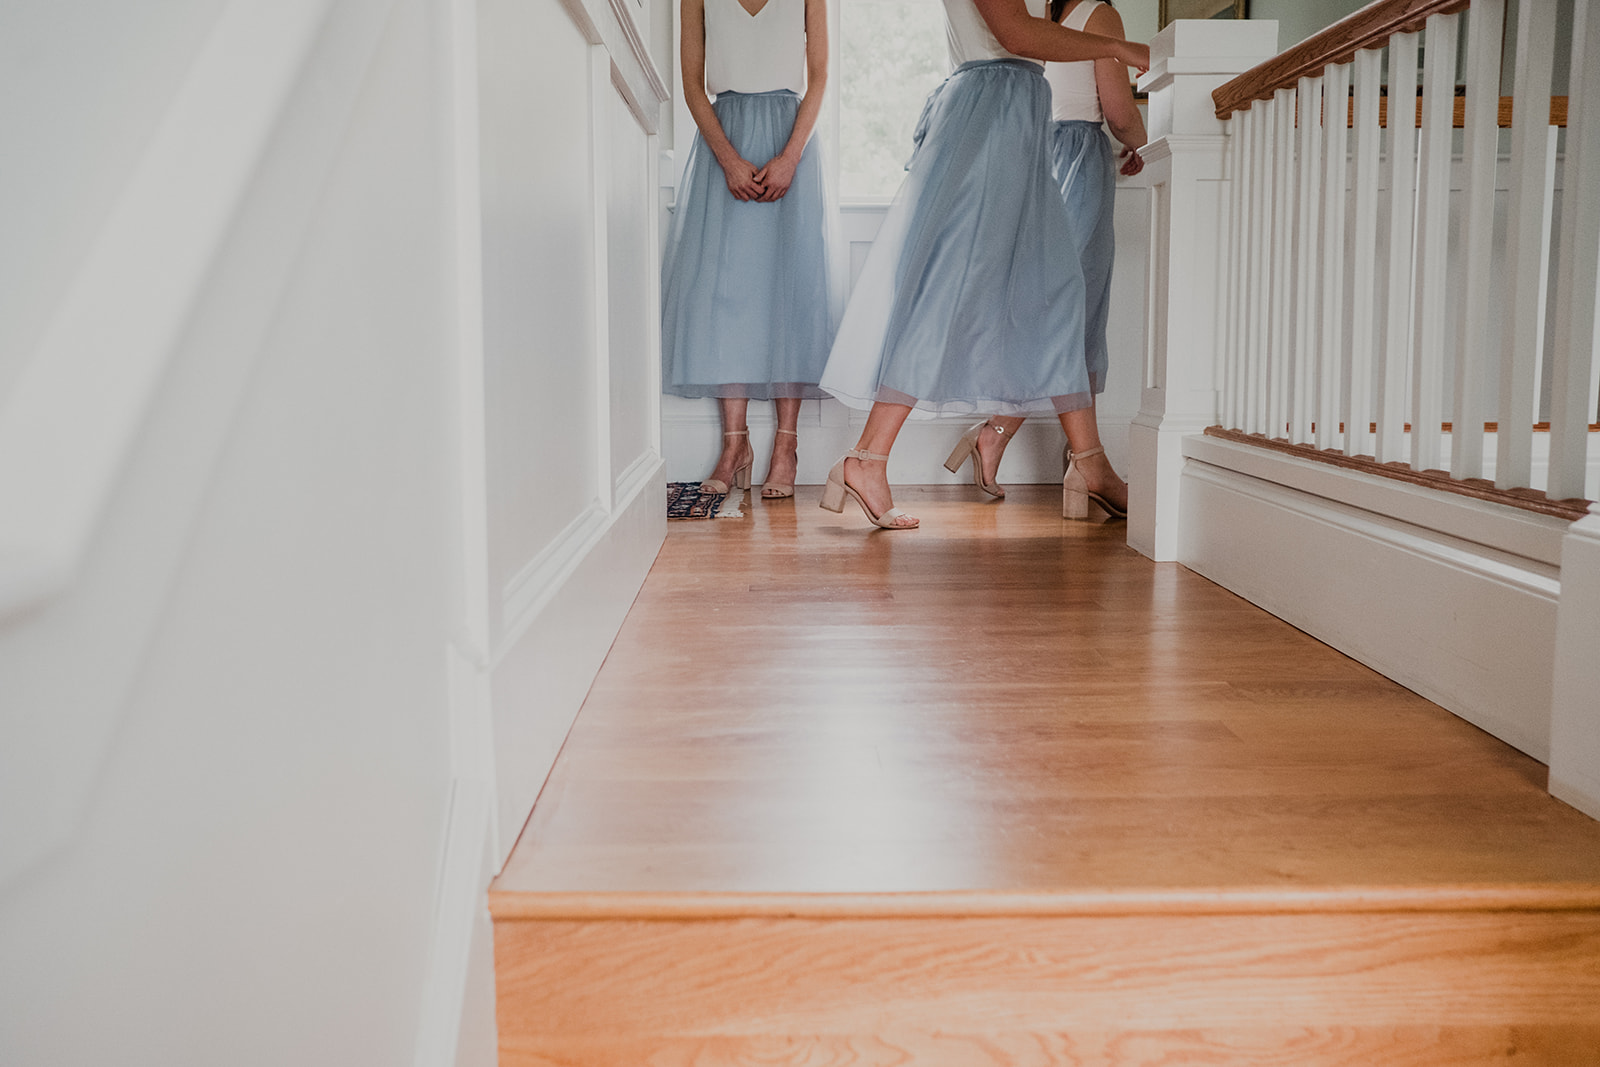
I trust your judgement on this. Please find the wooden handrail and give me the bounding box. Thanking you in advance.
[1213,0,1473,119]
[1313,94,1568,129]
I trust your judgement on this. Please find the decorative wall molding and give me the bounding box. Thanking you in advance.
[558,0,668,133]
[615,448,662,504]
[498,504,611,660]
[495,452,664,670]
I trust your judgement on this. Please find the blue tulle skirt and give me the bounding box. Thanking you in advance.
[662,90,842,400]
[820,59,1091,417]
[1050,119,1116,395]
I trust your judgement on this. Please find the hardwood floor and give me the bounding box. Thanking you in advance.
[491,485,1600,1065]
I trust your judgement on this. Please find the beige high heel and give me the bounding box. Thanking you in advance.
[761,428,798,499]
[942,420,1007,498]
[819,449,919,529]
[699,429,753,496]
[1063,445,1128,522]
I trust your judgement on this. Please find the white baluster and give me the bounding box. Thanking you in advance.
[1249,98,1273,435]
[1411,12,1458,473]
[1453,0,1505,482]
[1225,110,1251,429]
[1319,60,1350,452]
[1270,85,1296,440]
[1293,75,1322,445]
[1548,0,1600,501]
[1498,0,1559,490]
[1378,31,1419,464]
[1347,47,1383,458]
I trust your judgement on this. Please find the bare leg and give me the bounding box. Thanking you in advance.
[843,401,918,528]
[1058,400,1127,513]
[761,397,802,498]
[702,397,754,490]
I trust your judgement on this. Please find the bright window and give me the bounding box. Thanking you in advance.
[837,0,948,199]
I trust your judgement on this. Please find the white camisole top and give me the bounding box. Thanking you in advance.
[1045,0,1105,121]
[704,0,807,96]
[943,0,1049,69]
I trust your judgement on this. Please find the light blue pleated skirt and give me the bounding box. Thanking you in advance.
[820,59,1091,418]
[1050,119,1117,395]
[662,90,843,400]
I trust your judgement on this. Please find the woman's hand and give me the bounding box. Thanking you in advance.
[718,154,765,201]
[754,152,799,201]
[1118,145,1144,176]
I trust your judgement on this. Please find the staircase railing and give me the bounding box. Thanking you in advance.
[1209,0,1598,512]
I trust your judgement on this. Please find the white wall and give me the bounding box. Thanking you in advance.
[0,0,670,1063]
[1246,0,1367,50]
[0,1,462,1063]
[1116,0,1366,53]
[0,0,227,400]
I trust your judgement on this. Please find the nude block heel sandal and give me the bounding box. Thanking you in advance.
[699,429,753,496]
[1063,445,1127,522]
[761,428,798,499]
[819,449,918,529]
[942,420,1006,498]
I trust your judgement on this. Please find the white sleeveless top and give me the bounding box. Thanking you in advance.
[1045,1,1105,121]
[943,0,1049,69]
[704,0,807,96]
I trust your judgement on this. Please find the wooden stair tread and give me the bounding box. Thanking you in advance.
[491,883,1600,920]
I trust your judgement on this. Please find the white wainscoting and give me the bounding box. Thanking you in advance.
[1179,434,1568,762]
[476,0,667,865]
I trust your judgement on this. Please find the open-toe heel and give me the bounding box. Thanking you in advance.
[942,420,1006,498]
[820,449,918,529]
[699,429,753,496]
[1063,445,1127,522]
[761,428,797,499]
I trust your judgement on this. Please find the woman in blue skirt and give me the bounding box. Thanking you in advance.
[662,0,841,500]
[942,0,1148,520]
[817,0,1148,529]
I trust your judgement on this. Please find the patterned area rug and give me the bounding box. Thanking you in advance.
[667,482,743,519]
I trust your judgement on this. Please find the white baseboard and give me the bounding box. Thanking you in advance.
[1550,772,1600,823]
[662,397,1137,488]
[1178,448,1561,762]
[489,454,665,867]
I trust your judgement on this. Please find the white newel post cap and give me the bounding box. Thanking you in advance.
[1139,20,1281,139]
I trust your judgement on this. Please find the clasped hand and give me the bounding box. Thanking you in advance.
[721,153,797,202]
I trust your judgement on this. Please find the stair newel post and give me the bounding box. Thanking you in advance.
[1128,20,1279,562]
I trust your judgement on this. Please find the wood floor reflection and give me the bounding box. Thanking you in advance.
[494,484,1600,897]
